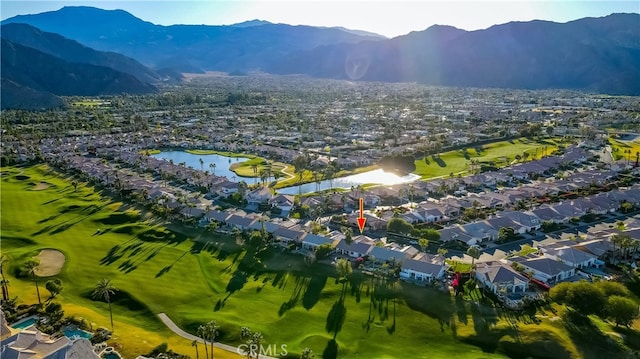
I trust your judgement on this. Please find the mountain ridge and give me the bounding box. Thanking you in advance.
[2,8,638,95]
[267,13,640,95]
[1,6,384,72]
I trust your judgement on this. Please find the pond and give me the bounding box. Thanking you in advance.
[152,151,418,195]
[151,151,272,183]
[277,169,419,195]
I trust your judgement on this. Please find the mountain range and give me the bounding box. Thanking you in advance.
[2,6,384,73]
[267,13,640,95]
[1,6,638,110]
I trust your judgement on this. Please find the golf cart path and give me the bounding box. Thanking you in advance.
[158,313,278,359]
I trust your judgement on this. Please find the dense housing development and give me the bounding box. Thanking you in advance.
[1,6,640,359]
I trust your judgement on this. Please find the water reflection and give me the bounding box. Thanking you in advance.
[277,169,419,195]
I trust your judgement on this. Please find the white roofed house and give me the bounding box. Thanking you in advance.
[475,261,530,296]
[245,186,272,206]
[499,211,542,232]
[462,221,499,244]
[269,194,295,213]
[542,246,603,269]
[215,180,239,196]
[225,214,257,231]
[485,216,526,235]
[369,246,408,266]
[510,256,575,286]
[302,233,339,252]
[335,236,375,258]
[400,258,448,283]
[273,226,307,247]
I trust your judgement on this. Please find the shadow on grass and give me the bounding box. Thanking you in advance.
[302,275,327,310]
[279,276,310,316]
[100,245,124,265]
[455,295,468,325]
[431,155,447,168]
[563,310,627,359]
[325,299,347,339]
[322,339,338,359]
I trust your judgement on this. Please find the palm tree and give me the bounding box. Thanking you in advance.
[0,255,9,301]
[300,348,314,359]
[466,246,481,270]
[197,325,209,359]
[205,320,219,359]
[24,259,41,306]
[199,158,204,171]
[92,279,118,331]
[192,340,200,359]
[0,278,9,302]
[418,238,429,253]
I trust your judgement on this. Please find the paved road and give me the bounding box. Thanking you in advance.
[158,313,279,359]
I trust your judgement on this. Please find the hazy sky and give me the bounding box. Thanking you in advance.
[1,1,638,37]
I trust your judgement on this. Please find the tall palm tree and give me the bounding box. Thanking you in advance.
[205,320,219,359]
[24,259,41,306]
[0,255,9,301]
[92,279,118,331]
[192,339,200,359]
[197,325,209,359]
[0,278,10,302]
[466,246,481,270]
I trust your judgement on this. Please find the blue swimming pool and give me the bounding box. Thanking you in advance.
[102,353,121,359]
[11,317,37,329]
[64,328,93,340]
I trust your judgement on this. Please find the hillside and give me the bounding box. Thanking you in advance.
[2,6,384,73]
[0,23,162,84]
[0,39,157,109]
[267,13,640,95]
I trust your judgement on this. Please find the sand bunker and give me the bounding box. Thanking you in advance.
[34,249,65,277]
[32,182,51,191]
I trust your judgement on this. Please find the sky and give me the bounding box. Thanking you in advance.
[1,1,638,38]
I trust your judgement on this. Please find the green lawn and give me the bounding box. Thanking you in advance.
[608,137,640,161]
[1,164,619,358]
[414,138,561,180]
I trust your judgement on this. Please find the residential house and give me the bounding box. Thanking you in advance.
[0,312,100,359]
[542,247,603,269]
[499,211,542,232]
[302,234,338,251]
[245,186,272,205]
[400,258,448,283]
[531,207,567,224]
[440,225,475,245]
[216,181,239,196]
[369,246,408,265]
[335,236,375,258]
[273,226,307,246]
[475,261,530,295]
[485,216,526,234]
[269,194,295,212]
[510,256,575,285]
[462,221,498,243]
[225,214,257,230]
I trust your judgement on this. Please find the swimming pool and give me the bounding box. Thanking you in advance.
[11,316,37,329]
[64,327,93,340]
[102,353,121,359]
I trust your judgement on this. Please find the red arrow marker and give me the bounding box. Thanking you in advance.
[357,198,366,234]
